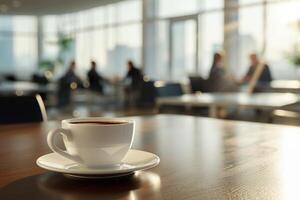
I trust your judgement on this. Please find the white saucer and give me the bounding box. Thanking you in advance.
[37,149,160,177]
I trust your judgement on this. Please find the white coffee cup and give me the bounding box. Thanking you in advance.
[47,117,134,168]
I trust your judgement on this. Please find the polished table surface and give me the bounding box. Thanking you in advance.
[1,114,300,199]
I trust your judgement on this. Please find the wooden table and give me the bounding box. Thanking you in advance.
[157,93,300,117]
[1,115,300,199]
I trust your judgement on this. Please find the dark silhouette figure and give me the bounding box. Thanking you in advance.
[126,60,143,90]
[124,60,144,107]
[60,61,82,87]
[208,52,236,92]
[208,52,226,83]
[243,53,272,86]
[57,61,82,106]
[87,61,104,94]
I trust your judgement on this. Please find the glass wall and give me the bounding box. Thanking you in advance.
[0,16,37,78]
[0,0,299,81]
[156,0,200,18]
[266,0,300,79]
[145,0,299,81]
[170,19,197,80]
[144,21,170,80]
[42,16,59,61]
[75,0,141,77]
[41,0,142,78]
[238,5,264,77]
[199,12,223,78]
[144,0,224,80]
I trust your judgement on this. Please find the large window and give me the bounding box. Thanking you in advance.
[146,0,300,81]
[75,24,142,77]
[42,16,59,61]
[238,5,264,77]
[50,0,143,77]
[0,16,37,77]
[199,12,223,78]
[1,0,299,81]
[155,0,223,18]
[145,0,224,81]
[108,24,142,76]
[157,0,200,18]
[266,0,300,79]
[144,21,170,80]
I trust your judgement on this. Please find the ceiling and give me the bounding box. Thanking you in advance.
[0,0,124,15]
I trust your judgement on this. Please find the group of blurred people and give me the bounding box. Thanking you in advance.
[208,52,272,92]
[57,52,272,106]
[57,59,143,106]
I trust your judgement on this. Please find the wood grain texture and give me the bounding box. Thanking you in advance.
[1,114,300,199]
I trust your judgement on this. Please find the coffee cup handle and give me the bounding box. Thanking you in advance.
[47,128,81,163]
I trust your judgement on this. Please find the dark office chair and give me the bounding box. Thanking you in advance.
[189,76,211,93]
[4,74,17,82]
[0,94,47,124]
[138,80,156,107]
[188,76,212,116]
[32,74,49,85]
[155,82,186,114]
[156,82,183,97]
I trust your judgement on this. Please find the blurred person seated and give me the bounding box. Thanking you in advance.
[208,52,237,92]
[124,60,144,107]
[57,60,83,106]
[60,60,83,87]
[87,61,105,94]
[242,53,272,90]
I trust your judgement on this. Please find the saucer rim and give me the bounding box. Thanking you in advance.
[36,149,160,175]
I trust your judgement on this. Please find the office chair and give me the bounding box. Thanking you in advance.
[0,94,47,124]
[156,82,183,97]
[155,82,185,114]
[138,80,156,107]
[189,76,211,93]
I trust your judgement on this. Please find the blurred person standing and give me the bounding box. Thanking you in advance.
[87,61,105,94]
[57,60,82,106]
[125,60,144,89]
[124,60,144,107]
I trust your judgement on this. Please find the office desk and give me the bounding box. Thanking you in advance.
[0,81,56,95]
[271,80,300,93]
[1,115,300,199]
[157,93,300,117]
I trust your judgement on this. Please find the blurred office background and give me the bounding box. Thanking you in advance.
[0,0,300,123]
